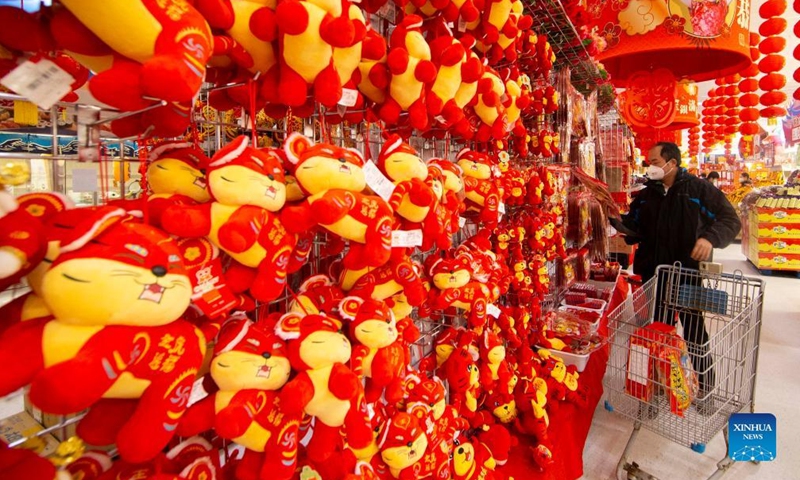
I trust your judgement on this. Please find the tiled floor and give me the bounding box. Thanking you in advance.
[583,244,800,479]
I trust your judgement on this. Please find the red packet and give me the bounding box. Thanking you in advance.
[177,237,238,319]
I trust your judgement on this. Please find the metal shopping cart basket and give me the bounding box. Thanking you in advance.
[603,264,765,480]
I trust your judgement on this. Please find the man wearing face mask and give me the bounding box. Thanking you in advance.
[613,142,741,408]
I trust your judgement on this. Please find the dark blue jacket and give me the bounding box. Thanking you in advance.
[621,168,741,281]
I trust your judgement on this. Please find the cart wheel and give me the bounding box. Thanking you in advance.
[691,443,706,453]
[605,400,614,412]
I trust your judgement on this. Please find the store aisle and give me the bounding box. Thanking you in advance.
[583,244,800,480]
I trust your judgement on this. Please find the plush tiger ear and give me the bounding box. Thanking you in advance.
[338,296,364,321]
[276,312,304,340]
[284,132,313,165]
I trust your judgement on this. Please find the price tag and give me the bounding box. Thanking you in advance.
[459,216,467,228]
[0,389,25,418]
[498,202,506,215]
[363,160,395,202]
[187,377,208,407]
[1,59,74,109]
[458,17,467,32]
[338,88,358,107]
[392,229,423,247]
[434,115,447,124]
[487,303,502,318]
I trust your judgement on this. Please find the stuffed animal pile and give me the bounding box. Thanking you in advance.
[0,0,560,147]
[0,1,600,479]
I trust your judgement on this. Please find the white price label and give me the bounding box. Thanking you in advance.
[363,160,395,202]
[1,59,75,109]
[498,202,506,215]
[392,229,423,247]
[0,389,25,418]
[487,303,501,318]
[459,216,467,228]
[188,377,209,407]
[434,115,447,124]
[458,17,467,32]
[338,88,358,107]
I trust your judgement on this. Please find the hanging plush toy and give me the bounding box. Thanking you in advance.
[378,14,437,130]
[281,133,393,270]
[456,148,500,228]
[472,67,509,142]
[441,342,482,419]
[162,136,300,302]
[347,255,427,307]
[274,0,365,107]
[427,159,465,236]
[177,316,299,480]
[275,312,375,463]
[339,296,408,404]
[427,255,492,331]
[288,274,345,316]
[425,21,469,127]
[479,330,514,395]
[448,34,484,139]
[355,27,389,114]
[378,135,449,250]
[53,1,213,110]
[0,217,205,463]
[450,432,501,480]
[112,142,210,228]
[373,412,429,479]
[0,192,71,291]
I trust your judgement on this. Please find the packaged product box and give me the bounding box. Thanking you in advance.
[756,237,800,254]
[626,322,677,401]
[654,333,698,417]
[0,411,60,457]
[749,252,800,270]
[756,223,800,239]
[756,206,800,223]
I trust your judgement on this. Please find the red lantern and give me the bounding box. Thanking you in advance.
[759,18,788,37]
[740,123,759,135]
[761,106,788,118]
[739,108,760,122]
[760,0,788,18]
[759,73,787,91]
[620,69,677,129]
[740,93,759,107]
[758,55,786,73]
[740,78,759,92]
[759,36,787,54]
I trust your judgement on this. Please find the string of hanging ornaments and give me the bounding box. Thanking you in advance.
[758,0,789,120]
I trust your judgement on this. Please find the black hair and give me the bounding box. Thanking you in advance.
[707,171,720,180]
[654,142,682,166]
[740,172,750,180]
[699,173,707,179]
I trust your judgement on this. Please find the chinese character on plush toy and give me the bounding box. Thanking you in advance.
[0,217,206,463]
[161,135,300,302]
[281,133,393,270]
[275,312,375,462]
[177,316,299,480]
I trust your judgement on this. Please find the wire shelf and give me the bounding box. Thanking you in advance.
[523,0,605,95]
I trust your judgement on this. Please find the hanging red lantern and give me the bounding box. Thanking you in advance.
[740,123,759,135]
[619,68,677,129]
[759,18,788,37]
[758,6,789,119]
[761,91,788,106]
[740,93,759,107]
[740,108,760,122]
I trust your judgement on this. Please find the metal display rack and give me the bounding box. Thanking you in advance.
[523,0,605,95]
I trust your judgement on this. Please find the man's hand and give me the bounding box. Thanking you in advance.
[691,238,713,261]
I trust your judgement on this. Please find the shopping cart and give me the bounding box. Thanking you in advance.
[603,264,765,480]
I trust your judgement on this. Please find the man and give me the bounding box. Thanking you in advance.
[739,172,752,186]
[614,142,741,408]
[706,170,720,187]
